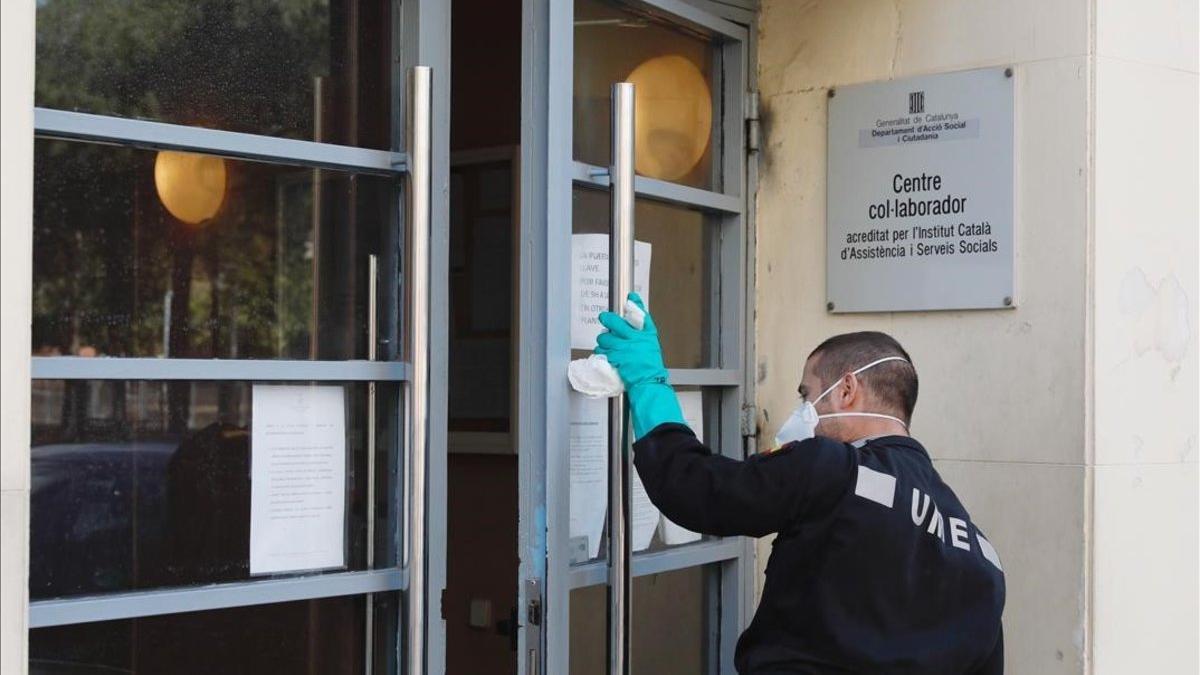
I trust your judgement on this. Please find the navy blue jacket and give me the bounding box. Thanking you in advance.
[633,424,1005,674]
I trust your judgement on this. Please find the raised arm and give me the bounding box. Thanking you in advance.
[595,294,854,537]
[633,424,853,537]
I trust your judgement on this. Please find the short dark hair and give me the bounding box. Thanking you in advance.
[807,331,918,424]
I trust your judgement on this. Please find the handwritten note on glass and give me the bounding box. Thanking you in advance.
[570,233,652,350]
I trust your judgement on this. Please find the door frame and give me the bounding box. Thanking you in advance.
[26,0,455,672]
[402,0,452,672]
[517,1,757,672]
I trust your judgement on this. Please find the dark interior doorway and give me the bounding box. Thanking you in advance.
[446,0,522,673]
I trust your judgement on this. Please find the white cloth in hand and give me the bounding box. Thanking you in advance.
[566,299,647,398]
[567,354,624,398]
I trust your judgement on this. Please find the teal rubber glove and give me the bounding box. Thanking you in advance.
[594,292,686,440]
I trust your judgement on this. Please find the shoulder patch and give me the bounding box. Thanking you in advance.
[854,465,897,508]
[977,533,1003,571]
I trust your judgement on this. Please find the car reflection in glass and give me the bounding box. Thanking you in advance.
[30,424,251,600]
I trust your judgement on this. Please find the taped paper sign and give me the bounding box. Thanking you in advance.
[250,385,346,575]
[570,233,652,350]
[569,392,608,559]
[658,390,704,546]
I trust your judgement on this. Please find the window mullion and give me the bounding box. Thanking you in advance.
[29,568,405,629]
[668,368,740,387]
[567,538,742,589]
[571,161,744,214]
[31,357,411,382]
[35,108,407,176]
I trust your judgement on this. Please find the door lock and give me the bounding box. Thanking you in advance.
[527,596,542,626]
[524,580,544,675]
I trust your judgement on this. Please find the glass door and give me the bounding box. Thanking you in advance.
[519,1,753,672]
[27,0,450,672]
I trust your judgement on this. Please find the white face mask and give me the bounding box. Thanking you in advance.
[774,356,910,448]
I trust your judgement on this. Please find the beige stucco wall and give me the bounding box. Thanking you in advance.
[1091,0,1199,672]
[752,0,1196,672]
[1,0,36,673]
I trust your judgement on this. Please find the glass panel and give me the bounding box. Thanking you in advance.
[29,380,399,600]
[32,139,398,361]
[449,158,514,436]
[35,0,395,150]
[568,387,720,565]
[571,188,717,368]
[30,592,398,674]
[570,565,715,674]
[574,0,719,190]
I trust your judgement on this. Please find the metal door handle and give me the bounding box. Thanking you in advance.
[366,253,379,673]
[405,65,432,675]
[608,81,635,675]
[367,253,379,566]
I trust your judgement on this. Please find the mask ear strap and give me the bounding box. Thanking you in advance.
[818,412,909,429]
[812,379,840,406]
[814,356,910,404]
[850,355,910,376]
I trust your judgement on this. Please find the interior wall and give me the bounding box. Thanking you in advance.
[445,454,520,674]
[1091,1,1198,672]
[753,1,1092,673]
[451,0,521,151]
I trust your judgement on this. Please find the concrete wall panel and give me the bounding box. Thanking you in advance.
[934,460,1088,675]
[1090,45,1199,675]
[1096,0,1200,73]
[758,0,1089,96]
[1091,462,1199,675]
[1094,58,1199,467]
[0,493,28,674]
[1,0,36,672]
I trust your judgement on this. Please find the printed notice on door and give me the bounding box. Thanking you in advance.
[570,234,652,350]
[827,67,1014,312]
[569,392,608,560]
[250,385,346,575]
[568,390,666,556]
[658,391,704,546]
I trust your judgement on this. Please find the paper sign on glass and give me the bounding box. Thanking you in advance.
[659,391,704,545]
[570,391,665,555]
[250,385,347,575]
[570,234,652,350]
[630,468,660,552]
[569,390,665,556]
[569,392,609,560]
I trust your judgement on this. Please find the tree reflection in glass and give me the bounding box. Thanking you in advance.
[32,140,395,363]
[35,0,393,148]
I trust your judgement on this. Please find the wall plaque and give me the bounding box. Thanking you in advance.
[827,67,1015,312]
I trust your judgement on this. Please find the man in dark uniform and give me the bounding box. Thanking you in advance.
[594,294,1005,674]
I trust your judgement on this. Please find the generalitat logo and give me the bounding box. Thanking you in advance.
[908,91,925,115]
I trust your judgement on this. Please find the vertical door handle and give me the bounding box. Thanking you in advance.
[607,81,636,675]
[365,253,379,673]
[405,65,433,675]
